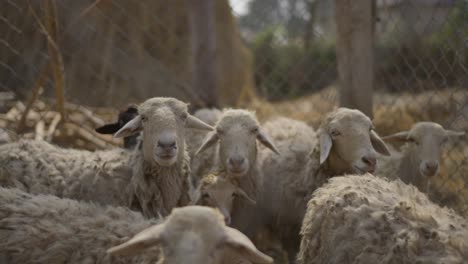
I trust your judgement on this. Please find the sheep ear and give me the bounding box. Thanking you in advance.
[382,131,409,142]
[114,116,142,138]
[319,132,333,165]
[195,132,219,155]
[445,130,465,138]
[371,130,391,156]
[95,123,120,134]
[222,227,273,264]
[235,188,256,205]
[186,114,214,131]
[256,128,280,155]
[107,224,164,256]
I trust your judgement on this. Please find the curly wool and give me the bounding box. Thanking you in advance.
[0,187,160,264]
[298,174,468,264]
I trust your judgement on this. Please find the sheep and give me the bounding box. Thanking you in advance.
[0,97,214,217]
[258,108,391,262]
[195,109,279,235]
[95,104,140,149]
[298,174,468,264]
[185,108,222,187]
[376,122,465,193]
[192,173,256,226]
[0,187,272,264]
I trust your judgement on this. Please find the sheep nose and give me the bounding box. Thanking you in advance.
[425,161,439,175]
[362,155,377,168]
[229,156,245,168]
[157,140,177,151]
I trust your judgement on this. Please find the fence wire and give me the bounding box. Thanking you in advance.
[0,0,467,219]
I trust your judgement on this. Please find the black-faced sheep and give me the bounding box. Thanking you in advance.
[95,104,140,149]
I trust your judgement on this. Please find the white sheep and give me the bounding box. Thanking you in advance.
[258,108,390,261]
[376,121,465,192]
[0,187,272,264]
[0,97,214,217]
[195,109,279,235]
[192,173,256,225]
[185,108,222,187]
[298,174,468,264]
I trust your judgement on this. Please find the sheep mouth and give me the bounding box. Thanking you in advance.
[353,165,374,174]
[158,154,175,160]
[421,169,438,178]
[228,168,248,176]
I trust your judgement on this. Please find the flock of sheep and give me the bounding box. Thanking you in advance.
[0,96,467,264]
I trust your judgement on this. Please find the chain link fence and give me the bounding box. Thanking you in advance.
[232,0,468,217]
[0,0,467,218]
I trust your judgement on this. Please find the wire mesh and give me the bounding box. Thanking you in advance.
[0,0,467,221]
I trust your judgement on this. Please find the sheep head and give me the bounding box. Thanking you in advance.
[317,108,390,174]
[107,206,273,264]
[114,97,213,167]
[196,109,279,177]
[383,122,465,178]
[192,173,255,225]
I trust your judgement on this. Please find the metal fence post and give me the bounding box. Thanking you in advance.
[334,0,375,118]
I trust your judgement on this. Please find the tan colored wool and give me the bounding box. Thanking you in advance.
[0,188,272,264]
[0,97,214,217]
[195,109,279,237]
[298,174,468,264]
[257,108,390,261]
[377,121,465,193]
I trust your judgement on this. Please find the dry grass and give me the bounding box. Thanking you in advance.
[246,87,468,217]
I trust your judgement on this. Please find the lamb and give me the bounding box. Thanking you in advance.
[258,108,391,261]
[0,187,272,264]
[192,173,256,225]
[376,121,465,193]
[195,109,279,235]
[95,104,140,149]
[0,97,214,217]
[185,108,222,187]
[298,174,468,264]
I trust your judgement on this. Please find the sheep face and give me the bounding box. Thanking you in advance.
[319,108,390,174]
[196,110,279,177]
[114,97,213,167]
[107,206,273,264]
[384,122,465,178]
[193,174,255,225]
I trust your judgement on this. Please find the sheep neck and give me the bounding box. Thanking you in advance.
[304,146,353,198]
[129,147,191,217]
[399,144,427,192]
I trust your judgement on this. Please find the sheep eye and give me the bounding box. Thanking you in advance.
[330,130,340,137]
[180,113,188,120]
[141,116,148,122]
[251,127,259,134]
[408,137,418,145]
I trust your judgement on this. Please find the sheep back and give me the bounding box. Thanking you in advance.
[0,187,160,264]
[298,174,468,264]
